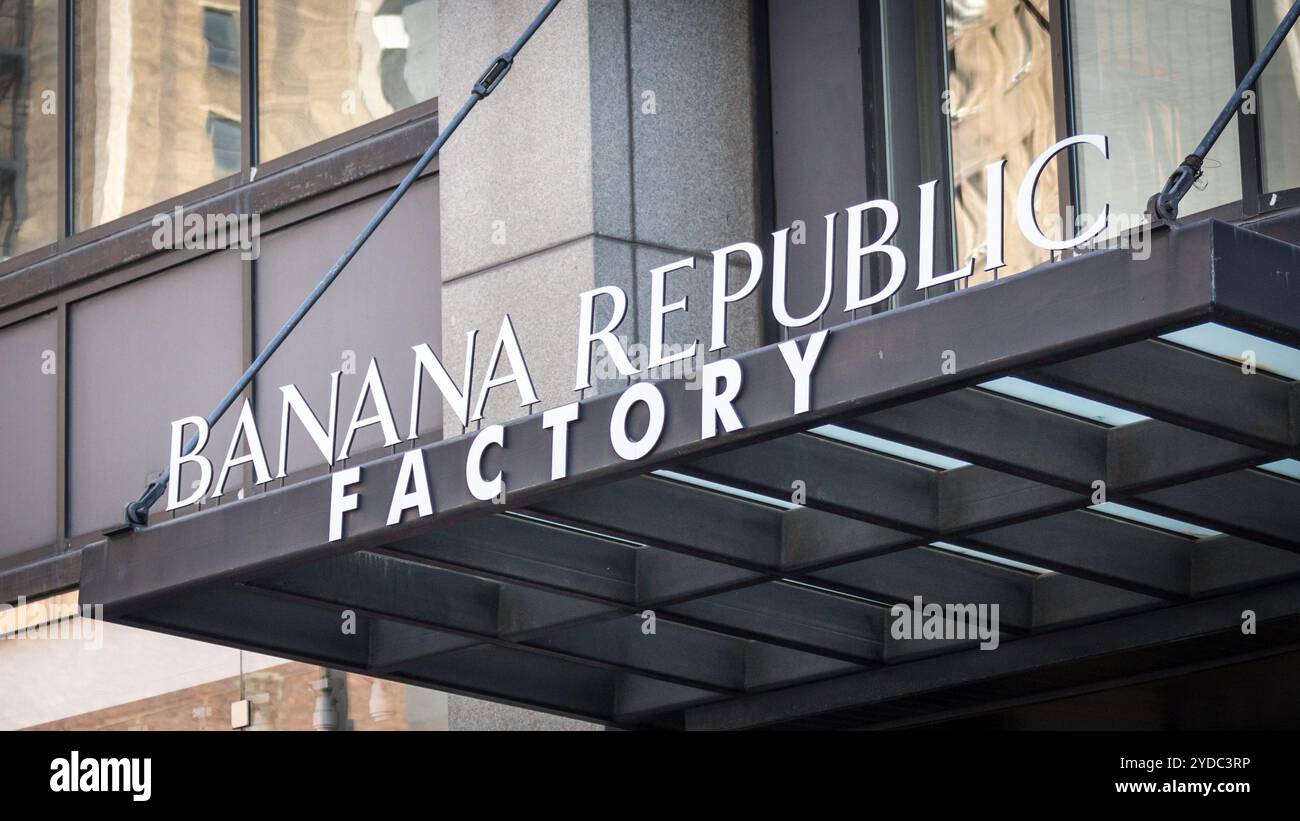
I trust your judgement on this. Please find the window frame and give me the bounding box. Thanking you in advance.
[202,6,240,72]
[1053,0,1297,226]
[754,0,1295,335]
[0,0,440,281]
[1233,0,1300,215]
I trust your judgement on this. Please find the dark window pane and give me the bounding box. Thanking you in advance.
[0,312,57,562]
[203,8,239,71]
[946,0,1057,283]
[207,113,241,174]
[75,1,243,229]
[1254,0,1300,195]
[0,0,58,260]
[259,0,439,161]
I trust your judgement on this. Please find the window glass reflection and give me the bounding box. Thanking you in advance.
[74,0,242,230]
[259,0,439,162]
[1071,0,1241,221]
[203,7,239,72]
[945,0,1057,284]
[0,0,58,260]
[1254,0,1300,195]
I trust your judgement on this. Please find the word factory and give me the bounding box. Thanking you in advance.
[162,135,1115,540]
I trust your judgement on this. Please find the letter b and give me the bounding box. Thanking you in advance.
[167,416,212,510]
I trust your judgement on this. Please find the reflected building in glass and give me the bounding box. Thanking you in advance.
[73,0,439,230]
[74,0,243,229]
[945,0,1058,285]
[0,0,58,260]
[259,0,439,161]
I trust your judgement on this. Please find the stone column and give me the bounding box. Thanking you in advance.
[436,0,763,729]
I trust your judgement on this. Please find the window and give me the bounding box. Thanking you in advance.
[765,0,1294,324]
[203,7,239,71]
[74,0,243,229]
[945,0,1057,283]
[7,0,442,258]
[1070,0,1242,221]
[1254,0,1300,195]
[0,0,58,261]
[207,113,241,174]
[258,0,439,161]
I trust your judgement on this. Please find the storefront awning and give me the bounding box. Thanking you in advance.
[81,219,1300,729]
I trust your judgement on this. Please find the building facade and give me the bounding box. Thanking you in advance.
[2,0,1300,730]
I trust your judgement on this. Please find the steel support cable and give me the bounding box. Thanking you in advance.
[1151,0,1300,221]
[123,0,563,528]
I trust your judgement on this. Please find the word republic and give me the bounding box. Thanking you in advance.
[165,135,1114,540]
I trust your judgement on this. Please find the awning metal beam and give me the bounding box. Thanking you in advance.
[78,219,1300,729]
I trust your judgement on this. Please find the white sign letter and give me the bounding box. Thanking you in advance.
[984,159,1007,273]
[917,180,974,290]
[387,449,433,525]
[276,374,340,479]
[649,258,696,370]
[710,243,763,352]
[771,215,835,329]
[610,382,666,461]
[575,286,636,391]
[778,330,828,414]
[471,315,539,421]
[1018,134,1109,250]
[845,200,907,311]
[213,398,273,497]
[466,424,505,501]
[329,466,362,542]
[701,359,744,439]
[339,358,401,460]
[409,333,476,435]
[542,403,581,480]
[166,416,211,510]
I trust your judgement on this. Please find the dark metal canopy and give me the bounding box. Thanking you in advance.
[81,219,1300,730]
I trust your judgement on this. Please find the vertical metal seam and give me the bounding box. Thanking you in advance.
[1049,0,1080,234]
[242,0,258,171]
[1233,0,1263,216]
[55,301,68,548]
[58,0,72,239]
